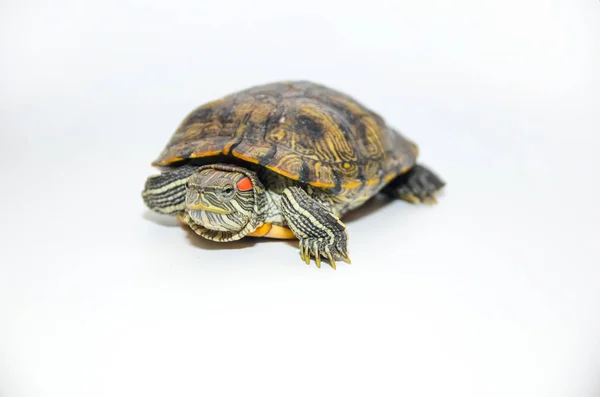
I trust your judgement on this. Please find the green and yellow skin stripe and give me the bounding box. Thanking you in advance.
[142,165,198,215]
[279,186,350,269]
[184,166,265,242]
[142,161,442,268]
[142,163,352,268]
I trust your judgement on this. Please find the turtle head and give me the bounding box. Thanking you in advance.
[184,164,266,241]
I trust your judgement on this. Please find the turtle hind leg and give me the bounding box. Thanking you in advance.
[382,164,445,204]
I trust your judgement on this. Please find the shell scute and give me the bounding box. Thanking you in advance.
[153,81,419,203]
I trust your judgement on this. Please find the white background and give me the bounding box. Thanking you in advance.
[1,1,599,396]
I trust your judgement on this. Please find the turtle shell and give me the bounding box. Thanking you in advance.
[153,81,418,202]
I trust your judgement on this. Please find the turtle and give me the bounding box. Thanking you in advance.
[142,81,445,268]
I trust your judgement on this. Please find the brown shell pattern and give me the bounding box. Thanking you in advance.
[153,81,419,200]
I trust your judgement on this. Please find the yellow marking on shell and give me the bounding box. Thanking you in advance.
[247,223,296,239]
[152,80,408,195]
[383,173,396,184]
[360,117,386,157]
[327,94,368,119]
[298,106,355,162]
[309,180,335,188]
[249,102,276,124]
[155,156,184,166]
[343,180,363,189]
[232,151,260,165]
[222,102,261,155]
[265,165,300,181]
[314,161,323,176]
[189,150,222,159]
[400,164,413,173]
[184,122,222,139]
[262,163,386,192]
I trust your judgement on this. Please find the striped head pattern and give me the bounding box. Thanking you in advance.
[142,163,267,242]
[183,164,267,241]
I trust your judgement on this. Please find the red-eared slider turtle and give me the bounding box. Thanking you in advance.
[143,81,445,268]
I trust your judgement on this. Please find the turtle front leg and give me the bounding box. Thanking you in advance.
[280,186,350,269]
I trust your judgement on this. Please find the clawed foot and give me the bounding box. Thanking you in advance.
[384,164,445,204]
[299,236,351,269]
[280,186,352,269]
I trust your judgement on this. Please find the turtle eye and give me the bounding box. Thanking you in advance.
[222,185,235,198]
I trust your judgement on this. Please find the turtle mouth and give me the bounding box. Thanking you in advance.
[187,202,232,215]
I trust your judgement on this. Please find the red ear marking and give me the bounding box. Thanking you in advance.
[237,177,253,191]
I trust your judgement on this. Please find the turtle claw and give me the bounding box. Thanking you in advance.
[300,245,311,264]
[298,237,349,269]
[281,186,350,269]
[423,195,438,205]
[326,253,337,270]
